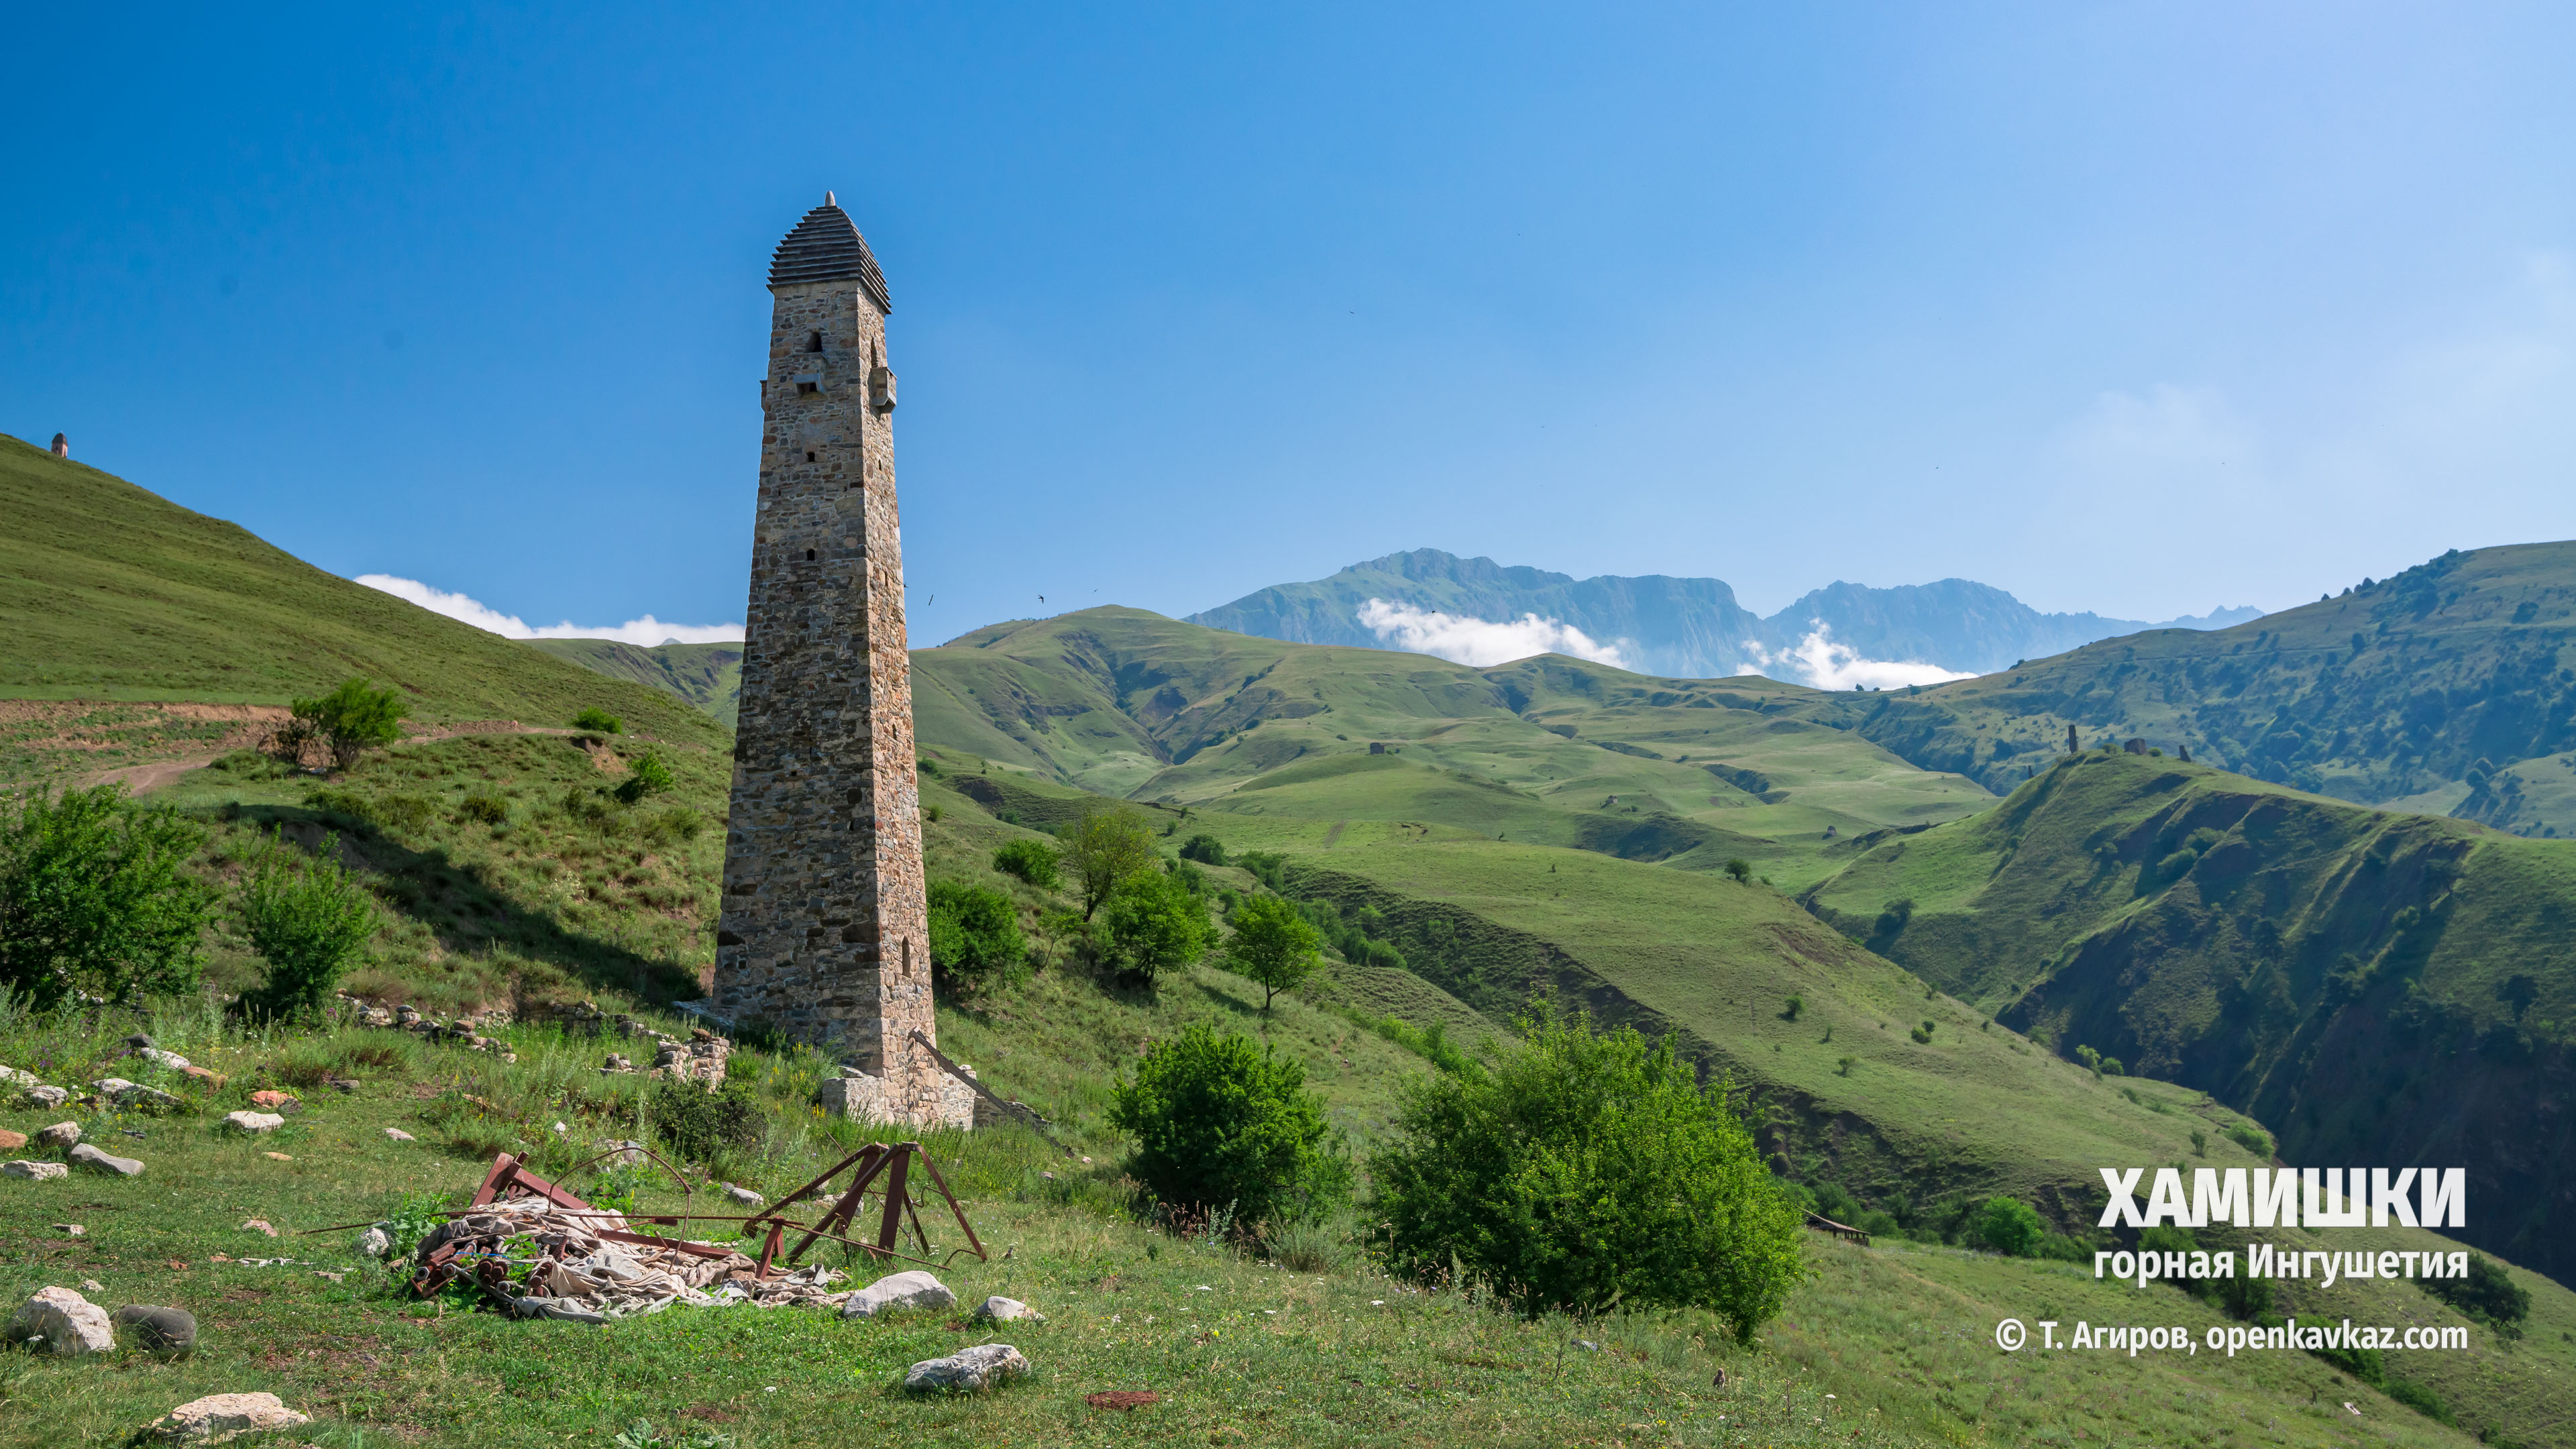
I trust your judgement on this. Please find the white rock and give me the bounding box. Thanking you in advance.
[841,1270,957,1319]
[7,1286,114,1355]
[91,1077,138,1095]
[2,1161,66,1181]
[0,1066,38,1088]
[355,1226,392,1258]
[382,1128,415,1142]
[138,1048,191,1071]
[68,1143,144,1177]
[974,1295,1042,1322]
[97,1080,184,1112]
[23,1084,68,1109]
[221,1111,285,1134]
[903,1342,1030,1392]
[35,1121,80,1150]
[147,1391,312,1442]
[721,1183,765,1206]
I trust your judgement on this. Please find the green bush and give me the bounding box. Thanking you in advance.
[572,708,623,735]
[1972,1196,2046,1256]
[291,677,409,770]
[1366,1006,1805,1342]
[458,792,511,826]
[1222,893,1322,1010]
[0,785,214,1007]
[927,879,1028,994]
[1178,833,1229,867]
[1100,869,1215,985]
[376,793,436,833]
[649,1077,767,1163]
[238,832,379,1020]
[1108,1022,1350,1226]
[2036,1232,2091,1262]
[303,787,377,825]
[2383,1378,2455,1426]
[2426,1252,2530,1334]
[1722,857,1753,883]
[614,751,676,806]
[1061,805,1160,919]
[991,839,1061,890]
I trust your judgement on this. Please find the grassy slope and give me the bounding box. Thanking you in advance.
[525,641,744,729]
[1805,750,2576,1283]
[1856,543,2576,835]
[0,434,722,747]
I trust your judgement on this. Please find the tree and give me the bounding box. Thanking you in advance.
[1972,1195,2046,1257]
[1178,833,1229,867]
[991,839,1061,890]
[290,677,409,771]
[0,785,213,1006]
[1224,894,1324,1010]
[1367,1005,1805,1342]
[1108,1022,1351,1226]
[571,707,622,735]
[927,879,1028,994]
[239,831,378,1020]
[614,750,676,806]
[1101,870,1215,985]
[1060,805,1160,920]
[1723,857,1753,883]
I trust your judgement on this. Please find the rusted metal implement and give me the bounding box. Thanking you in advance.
[1803,1211,1872,1246]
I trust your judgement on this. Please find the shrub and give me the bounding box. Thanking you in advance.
[1263,1218,1346,1273]
[2383,1378,2455,1426]
[1910,1019,1936,1044]
[1972,1196,2045,1256]
[2218,1267,2273,1320]
[238,832,379,1020]
[1178,833,1229,867]
[991,839,1061,890]
[1781,996,1804,1021]
[292,677,410,770]
[1223,893,1323,1010]
[927,879,1028,994]
[1723,857,1753,883]
[572,708,623,735]
[1367,1006,1805,1342]
[2426,1252,2530,1334]
[1060,805,1159,919]
[614,751,676,806]
[376,793,436,833]
[1108,1022,1350,1226]
[1100,869,1215,985]
[649,1077,767,1163]
[209,749,287,781]
[303,787,376,825]
[458,792,511,826]
[0,785,214,1007]
[2036,1232,2091,1263]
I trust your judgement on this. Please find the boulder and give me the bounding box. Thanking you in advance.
[113,1304,196,1354]
[974,1295,1042,1322]
[220,1112,285,1134]
[70,1143,144,1177]
[34,1121,79,1151]
[721,1183,765,1206]
[3,1161,66,1181]
[841,1270,956,1320]
[354,1226,392,1258]
[146,1391,309,1442]
[123,1033,155,1050]
[138,1048,191,1071]
[7,1286,114,1355]
[248,1091,300,1114]
[239,1219,276,1238]
[382,1128,415,1142]
[96,1079,184,1113]
[0,1130,26,1151]
[22,1085,67,1110]
[903,1342,1030,1392]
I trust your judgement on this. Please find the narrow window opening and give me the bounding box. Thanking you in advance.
[804,549,816,561]
[807,330,823,352]
[796,381,817,396]
[805,450,816,462]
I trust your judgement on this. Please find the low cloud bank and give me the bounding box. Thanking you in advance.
[355,575,744,647]
[1738,622,1976,691]
[1356,598,1631,668]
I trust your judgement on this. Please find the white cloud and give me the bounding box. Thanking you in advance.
[1737,621,1976,692]
[1356,598,1631,668]
[354,575,744,647]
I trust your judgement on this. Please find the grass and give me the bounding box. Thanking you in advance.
[526,641,744,730]
[0,433,723,749]
[0,999,2534,1449]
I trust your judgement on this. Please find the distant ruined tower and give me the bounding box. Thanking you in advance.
[715,194,951,1127]
[49,433,67,458]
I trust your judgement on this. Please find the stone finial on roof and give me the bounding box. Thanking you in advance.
[769,196,890,313]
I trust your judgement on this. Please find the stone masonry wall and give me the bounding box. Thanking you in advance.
[714,257,943,1126]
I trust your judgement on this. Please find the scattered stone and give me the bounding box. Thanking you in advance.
[70,1143,144,1177]
[382,1128,415,1142]
[261,1152,291,1163]
[1085,1390,1163,1411]
[22,1084,67,1109]
[841,1270,957,1320]
[239,1219,277,1238]
[975,1295,1042,1322]
[904,1342,1029,1393]
[79,1279,103,1293]
[0,1130,26,1151]
[145,1391,309,1442]
[601,1053,635,1073]
[598,1138,645,1163]
[138,1048,191,1071]
[1574,1339,1601,1352]
[721,1183,764,1207]
[323,1077,360,1093]
[95,1079,185,1114]
[8,1285,114,1355]
[248,1091,301,1114]
[221,1112,285,1134]
[35,1121,80,1152]
[355,1226,391,1258]
[3,1161,66,1181]
[124,1033,155,1050]
[113,1304,196,1355]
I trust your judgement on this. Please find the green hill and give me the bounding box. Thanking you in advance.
[1856,542,2576,836]
[525,639,743,728]
[0,433,726,750]
[1804,749,2576,1283]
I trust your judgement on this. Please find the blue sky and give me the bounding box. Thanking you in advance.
[9,3,2576,648]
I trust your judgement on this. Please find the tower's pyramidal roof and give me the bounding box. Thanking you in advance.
[768,193,892,312]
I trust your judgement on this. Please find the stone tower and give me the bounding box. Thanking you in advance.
[715,194,948,1126]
